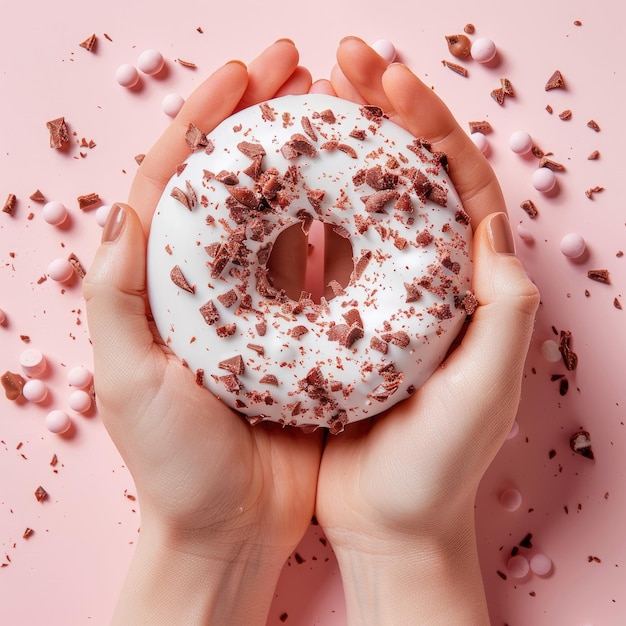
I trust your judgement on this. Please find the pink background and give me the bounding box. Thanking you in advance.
[1,1,624,623]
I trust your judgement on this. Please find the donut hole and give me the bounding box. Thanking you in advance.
[266,221,353,303]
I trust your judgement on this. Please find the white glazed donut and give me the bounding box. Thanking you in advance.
[147,94,474,432]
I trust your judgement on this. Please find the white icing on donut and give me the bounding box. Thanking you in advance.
[147,94,473,432]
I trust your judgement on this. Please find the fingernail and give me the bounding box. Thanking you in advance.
[339,35,364,45]
[274,38,295,45]
[487,212,515,255]
[225,59,247,69]
[102,203,126,243]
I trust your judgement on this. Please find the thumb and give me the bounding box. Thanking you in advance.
[83,203,161,405]
[437,212,540,434]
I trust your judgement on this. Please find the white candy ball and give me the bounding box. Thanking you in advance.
[116,64,140,88]
[371,39,397,62]
[68,389,92,413]
[42,201,68,226]
[471,37,497,63]
[95,204,112,227]
[530,553,553,576]
[162,93,185,117]
[137,49,165,75]
[507,555,530,579]
[532,167,556,192]
[541,339,561,363]
[67,365,93,388]
[23,379,48,403]
[509,130,533,155]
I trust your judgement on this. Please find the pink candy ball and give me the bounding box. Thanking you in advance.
[116,63,139,88]
[499,488,523,512]
[509,130,533,155]
[67,365,92,388]
[559,233,586,258]
[471,37,497,63]
[47,258,74,282]
[470,131,488,153]
[42,201,68,226]
[68,389,92,413]
[23,379,48,403]
[95,204,112,228]
[532,167,557,192]
[137,49,165,75]
[162,93,185,117]
[46,410,72,434]
[530,553,553,576]
[371,39,397,62]
[541,339,562,363]
[507,555,530,579]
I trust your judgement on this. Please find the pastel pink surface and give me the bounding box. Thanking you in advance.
[1,3,624,626]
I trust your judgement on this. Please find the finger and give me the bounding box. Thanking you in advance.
[273,66,313,97]
[329,62,365,103]
[334,36,393,110]
[83,203,164,406]
[382,63,506,228]
[266,225,308,300]
[308,79,336,96]
[234,39,301,111]
[130,60,249,232]
[420,212,540,452]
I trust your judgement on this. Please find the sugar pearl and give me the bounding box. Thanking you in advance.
[68,389,92,413]
[530,553,553,576]
[42,201,68,226]
[507,555,530,579]
[47,258,75,282]
[137,49,165,75]
[471,37,497,63]
[19,348,47,377]
[470,131,488,153]
[532,167,556,192]
[560,233,586,258]
[499,488,522,512]
[115,64,140,88]
[506,420,520,440]
[371,39,397,62]
[67,365,92,388]
[23,379,48,403]
[509,130,533,155]
[46,409,72,434]
[95,204,112,227]
[541,339,562,363]
[162,93,185,117]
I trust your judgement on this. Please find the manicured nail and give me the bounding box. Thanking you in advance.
[488,212,515,255]
[339,35,364,45]
[225,59,247,69]
[102,203,126,243]
[275,38,295,45]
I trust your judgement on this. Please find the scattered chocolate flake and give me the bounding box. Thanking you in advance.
[587,269,610,284]
[558,330,578,371]
[103,33,113,42]
[490,87,505,106]
[496,570,507,580]
[2,193,16,215]
[559,109,572,121]
[559,378,569,396]
[441,59,468,76]
[570,430,594,460]
[79,34,97,51]
[177,58,197,68]
[468,120,492,134]
[259,374,278,386]
[574,19,582,26]
[458,290,478,315]
[545,104,553,114]
[520,199,538,218]
[2,371,25,401]
[185,123,208,151]
[199,300,219,325]
[500,78,515,96]
[171,186,195,210]
[34,486,48,502]
[22,527,34,539]
[539,156,565,171]
[587,555,602,563]
[170,265,195,293]
[519,533,533,549]
[587,150,600,160]
[77,192,100,210]
[218,355,245,375]
[587,119,601,132]
[545,70,565,91]
[291,325,309,340]
[46,116,69,149]
[279,613,289,623]
[29,189,46,203]
[216,323,237,338]
[300,116,317,142]
[585,186,604,199]
[259,102,277,122]
[50,454,58,467]
[614,298,622,310]
[454,208,471,225]
[135,153,146,165]
[68,253,86,278]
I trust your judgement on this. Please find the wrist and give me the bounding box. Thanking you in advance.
[112,517,288,625]
[330,506,489,626]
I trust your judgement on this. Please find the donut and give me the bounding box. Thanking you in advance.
[147,94,474,432]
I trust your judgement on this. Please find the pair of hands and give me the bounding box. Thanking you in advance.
[84,38,539,625]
